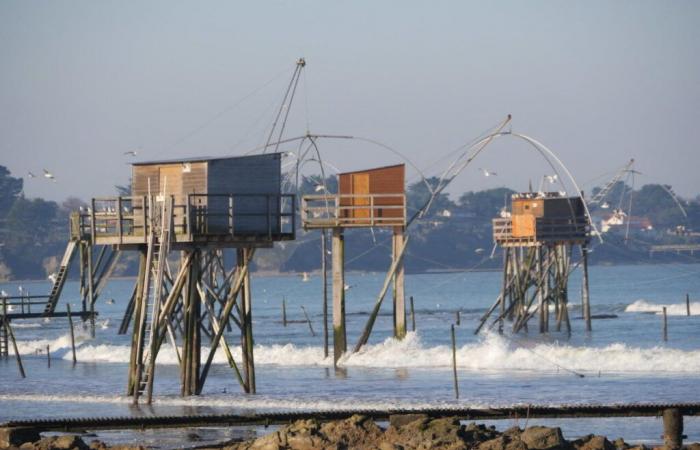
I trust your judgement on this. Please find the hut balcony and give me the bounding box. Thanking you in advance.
[301,193,406,229]
[72,193,295,248]
[492,216,590,247]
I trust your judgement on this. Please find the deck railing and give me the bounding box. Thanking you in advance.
[72,194,296,244]
[493,216,589,245]
[301,193,406,229]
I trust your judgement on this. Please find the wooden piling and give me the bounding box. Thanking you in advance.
[332,228,346,366]
[4,318,25,378]
[301,306,316,337]
[46,345,51,368]
[66,304,77,365]
[581,244,592,331]
[686,293,691,317]
[410,296,415,332]
[451,324,459,399]
[242,248,255,394]
[662,408,683,450]
[322,230,329,358]
[87,246,95,338]
[392,227,406,339]
[455,310,461,326]
[663,306,668,342]
[282,297,287,327]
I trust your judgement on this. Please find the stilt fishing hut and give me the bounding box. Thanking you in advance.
[476,192,591,334]
[70,153,295,403]
[301,164,407,365]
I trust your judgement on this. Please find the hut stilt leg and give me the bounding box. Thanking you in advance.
[332,228,346,366]
[393,227,406,340]
[581,244,592,331]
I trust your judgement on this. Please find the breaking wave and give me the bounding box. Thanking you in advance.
[12,331,700,375]
[625,299,699,316]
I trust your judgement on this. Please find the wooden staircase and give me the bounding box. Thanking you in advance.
[43,240,78,314]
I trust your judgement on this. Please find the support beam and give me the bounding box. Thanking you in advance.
[240,247,256,394]
[392,227,406,340]
[581,244,592,332]
[332,228,346,366]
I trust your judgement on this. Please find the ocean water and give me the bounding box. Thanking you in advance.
[1,263,699,446]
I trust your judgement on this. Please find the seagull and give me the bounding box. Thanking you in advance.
[475,248,485,254]
[545,174,558,184]
[27,171,36,178]
[301,272,310,282]
[106,299,115,305]
[123,150,138,157]
[343,284,353,291]
[479,168,497,177]
[601,202,610,209]
[314,184,326,192]
[43,169,56,181]
[0,290,8,298]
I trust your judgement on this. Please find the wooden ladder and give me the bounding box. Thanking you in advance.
[0,318,8,357]
[43,240,78,314]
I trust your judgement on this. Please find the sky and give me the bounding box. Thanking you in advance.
[1,1,699,202]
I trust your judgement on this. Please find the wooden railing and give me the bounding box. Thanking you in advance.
[493,216,589,244]
[301,194,406,229]
[72,194,296,244]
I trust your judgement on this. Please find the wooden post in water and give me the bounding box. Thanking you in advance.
[392,227,406,339]
[5,318,26,378]
[67,304,77,365]
[451,324,459,399]
[240,248,256,394]
[301,306,316,337]
[46,345,51,368]
[663,306,668,342]
[87,245,96,338]
[410,296,415,332]
[332,228,346,366]
[686,293,691,317]
[581,244,592,331]
[321,230,329,358]
[662,408,683,450]
[455,310,461,326]
[282,297,287,327]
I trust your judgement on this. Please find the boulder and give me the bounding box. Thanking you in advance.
[389,414,429,429]
[383,417,468,450]
[572,435,615,450]
[478,435,527,450]
[0,427,41,448]
[464,423,500,444]
[520,426,570,450]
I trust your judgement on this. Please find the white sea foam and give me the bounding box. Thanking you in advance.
[12,331,700,375]
[625,299,699,316]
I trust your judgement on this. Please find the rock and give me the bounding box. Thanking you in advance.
[389,414,429,429]
[572,435,615,450]
[320,414,383,449]
[685,445,700,450]
[520,426,570,450]
[383,417,468,450]
[464,423,501,444]
[478,435,527,450]
[87,440,107,450]
[0,427,41,448]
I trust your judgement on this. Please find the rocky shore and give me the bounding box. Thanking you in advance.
[2,414,699,450]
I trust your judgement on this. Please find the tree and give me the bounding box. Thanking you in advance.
[0,166,23,218]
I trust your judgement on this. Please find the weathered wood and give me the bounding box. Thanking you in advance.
[322,230,329,358]
[241,248,255,393]
[46,345,51,368]
[663,306,668,342]
[282,297,287,327]
[686,293,691,317]
[86,246,95,338]
[662,408,683,450]
[127,251,147,395]
[3,314,25,378]
[393,227,406,339]
[67,304,77,365]
[301,306,316,337]
[451,324,459,399]
[332,228,346,365]
[455,310,461,326]
[354,235,410,353]
[410,296,415,332]
[581,244,591,331]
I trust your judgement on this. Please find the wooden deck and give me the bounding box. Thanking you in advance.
[73,194,296,249]
[493,216,589,247]
[301,194,406,229]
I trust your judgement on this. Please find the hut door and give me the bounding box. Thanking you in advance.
[352,173,370,222]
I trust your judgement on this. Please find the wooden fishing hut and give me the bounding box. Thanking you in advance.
[477,192,591,334]
[301,164,407,365]
[67,153,295,403]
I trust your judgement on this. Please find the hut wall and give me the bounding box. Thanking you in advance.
[338,164,405,222]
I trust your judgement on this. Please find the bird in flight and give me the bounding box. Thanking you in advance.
[479,168,497,177]
[544,174,558,184]
[27,171,36,178]
[124,150,138,157]
[43,169,56,181]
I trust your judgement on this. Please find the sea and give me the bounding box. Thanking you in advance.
[1,263,699,447]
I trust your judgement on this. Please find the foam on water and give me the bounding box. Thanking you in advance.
[625,299,700,316]
[13,331,700,374]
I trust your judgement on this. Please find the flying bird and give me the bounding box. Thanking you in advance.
[123,150,138,157]
[43,169,56,181]
[544,174,558,184]
[27,171,36,178]
[479,168,497,177]
[314,184,326,192]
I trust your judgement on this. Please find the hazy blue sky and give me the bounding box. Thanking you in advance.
[1,1,699,202]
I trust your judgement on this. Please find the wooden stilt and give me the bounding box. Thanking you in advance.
[301,306,316,336]
[332,228,346,366]
[451,324,459,399]
[67,304,77,365]
[87,245,95,338]
[241,248,255,393]
[537,246,545,333]
[393,227,406,339]
[322,230,329,358]
[410,296,415,332]
[4,318,25,378]
[663,306,668,342]
[282,297,287,327]
[127,250,147,395]
[581,244,591,331]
